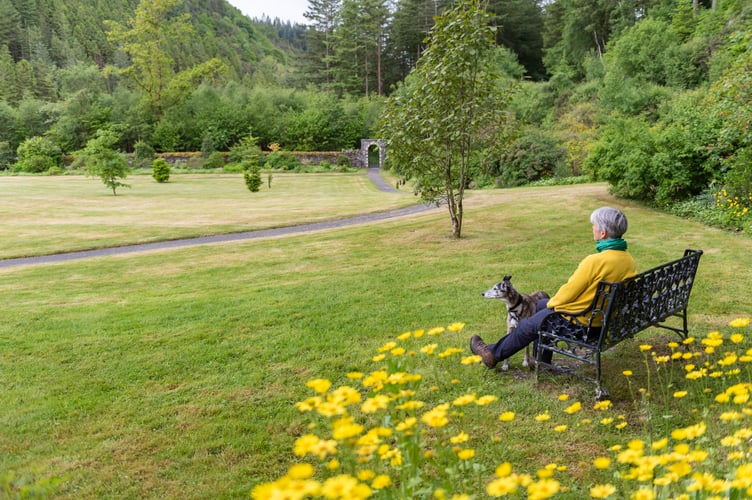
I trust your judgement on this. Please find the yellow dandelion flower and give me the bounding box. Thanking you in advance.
[461,355,482,365]
[395,400,425,410]
[558,394,569,401]
[320,474,359,498]
[294,434,321,456]
[623,370,633,377]
[438,347,463,358]
[427,327,445,335]
[631,487,656,500]
[615,422,628,429]
[450,431,470,444]
[535,412,551,422]
[372,353,386,362]
[457,448,475,460]
[306,378,332,394]
[564,401,582,414]
[600,418,614,425]
[361,394,390,414]
[395,417,417,432]
[554,425,568,432]
[527,478,560,499]
[372,474,392,489]
[594,457,611,469]
[721,436,742,447]
[651,438,668,450]
[487,476,519,496]
[346,372,363,379]
[590,484,617,498]
[421,405,450,428]
[674,391,688,398]
[639,344,653,352]
[390,347,406,356]
[447,322,465,332]
[413,329,425,338]
[594,400,612,410]
[397,331,412,341]
[453,393,477,406]
[731,333,744,344]
[378,341,397,353]
[420,344,438,355]
[358,469,375,481]
[327,459,340,470]
[729,317,750,328]
[499,411,516,422]
[476,395,498,406]
[288,463,315,479]
[496,462,513,478]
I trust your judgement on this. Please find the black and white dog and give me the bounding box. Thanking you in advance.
[482,275,549,370]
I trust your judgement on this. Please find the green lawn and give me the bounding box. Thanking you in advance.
[1,177,750,498]
[0,172,416,259]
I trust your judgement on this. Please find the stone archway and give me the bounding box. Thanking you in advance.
[360,139,386,169]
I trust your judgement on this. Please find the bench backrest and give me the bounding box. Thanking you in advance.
[595,249,703,349]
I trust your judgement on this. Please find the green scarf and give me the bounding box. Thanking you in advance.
[596,238,627,252]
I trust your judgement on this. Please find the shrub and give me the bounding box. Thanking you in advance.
[186,156,205,170]
[264,151,302,171]
[0,141,14,170]
[229,133,264,166]
[205,151,226,170]
[244,164,262,192]
[15,136,62,173]
[152,158,171,183]
[133,141,155,169]
[492,129,566,187]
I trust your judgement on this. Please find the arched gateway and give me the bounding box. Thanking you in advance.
[342,139,386,169]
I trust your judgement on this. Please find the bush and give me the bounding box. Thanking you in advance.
[152,158,171,183]
[205,151,226,170]
[244,164,262,192]
[492,129,566,187]
[264,151,302,171]
[15,136,62,173]
[133,141,155,169]
[0,141,14,170]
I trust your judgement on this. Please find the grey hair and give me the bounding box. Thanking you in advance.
[590,206,628,238]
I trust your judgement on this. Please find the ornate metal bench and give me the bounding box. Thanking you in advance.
[534,249,703,399]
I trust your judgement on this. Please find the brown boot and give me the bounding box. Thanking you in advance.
[470,335,498,368]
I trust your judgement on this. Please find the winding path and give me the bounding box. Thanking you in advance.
[1,169,434,268]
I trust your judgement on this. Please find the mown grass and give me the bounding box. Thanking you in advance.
[0,172,415,259]
[0,177,750,498]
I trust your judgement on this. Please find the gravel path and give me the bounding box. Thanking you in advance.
[1,169,433,268]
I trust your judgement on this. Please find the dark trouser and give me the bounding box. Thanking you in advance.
[488,298,554,363]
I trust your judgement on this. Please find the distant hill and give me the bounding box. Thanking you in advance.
[0,0,297,80]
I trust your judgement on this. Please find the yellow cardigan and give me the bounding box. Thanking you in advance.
[547,250,636,324]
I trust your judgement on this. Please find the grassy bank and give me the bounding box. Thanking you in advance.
[1,179,750,498]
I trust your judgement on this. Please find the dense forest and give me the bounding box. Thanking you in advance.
[0,0,751,228]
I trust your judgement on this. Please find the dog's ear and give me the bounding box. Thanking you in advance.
[503,274,512,282]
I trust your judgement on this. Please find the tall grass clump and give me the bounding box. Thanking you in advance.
[253,318,752,499]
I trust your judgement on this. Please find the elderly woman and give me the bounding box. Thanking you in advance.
[471,206,637,368]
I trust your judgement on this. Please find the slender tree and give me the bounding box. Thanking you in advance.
[304,0,342,87]
[77,129,130,195]
[380,0,514,238]
[105,0,192,117]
